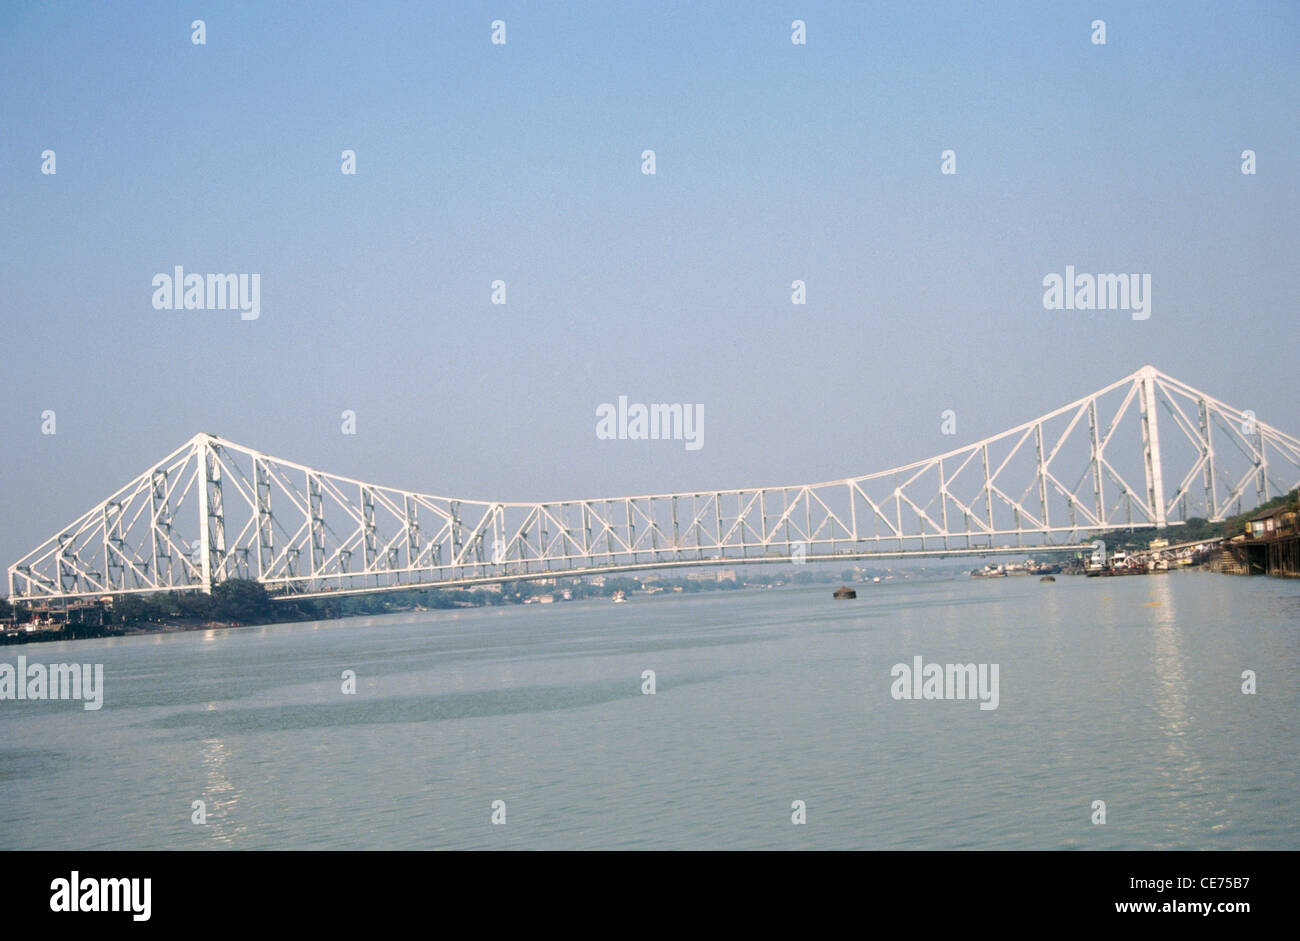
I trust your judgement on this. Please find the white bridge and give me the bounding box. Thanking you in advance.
[8,366,1299,602]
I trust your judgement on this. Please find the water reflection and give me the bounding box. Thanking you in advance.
[1147,574,1212,835]
[199,721,248,846]
[1149,575,1186,744]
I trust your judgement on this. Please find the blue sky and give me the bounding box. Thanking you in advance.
[1,1,1297,572]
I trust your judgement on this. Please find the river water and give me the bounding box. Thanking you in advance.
[1,572,1296,850]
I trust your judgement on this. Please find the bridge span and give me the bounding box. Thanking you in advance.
[8,366,1299,602]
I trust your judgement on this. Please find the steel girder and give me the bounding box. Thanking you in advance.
[8,366,1299,601]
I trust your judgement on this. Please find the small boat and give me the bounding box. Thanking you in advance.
[611,589,627,604]
[1039,575,1056,582]
[833,586,857,599]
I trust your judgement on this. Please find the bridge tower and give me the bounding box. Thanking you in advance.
[1138,366,1168,529]
[196,433,227,594]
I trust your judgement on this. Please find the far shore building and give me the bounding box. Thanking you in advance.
[1243,503,1300,577]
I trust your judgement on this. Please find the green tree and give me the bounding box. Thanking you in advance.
[210,578,273,623]
[177,591,216,620]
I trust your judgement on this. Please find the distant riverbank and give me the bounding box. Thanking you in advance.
[3,566,971,645]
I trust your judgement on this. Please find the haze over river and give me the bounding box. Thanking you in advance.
[2,573,1296,850]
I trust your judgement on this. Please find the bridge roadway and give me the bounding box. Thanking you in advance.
[268,543,1097,601]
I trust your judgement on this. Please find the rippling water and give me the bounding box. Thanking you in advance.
[1,572,1297,850]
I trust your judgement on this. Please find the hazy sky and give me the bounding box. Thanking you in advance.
[1,1,1296,574]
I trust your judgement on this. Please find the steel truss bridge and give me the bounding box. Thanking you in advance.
[8,366,1299,603]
